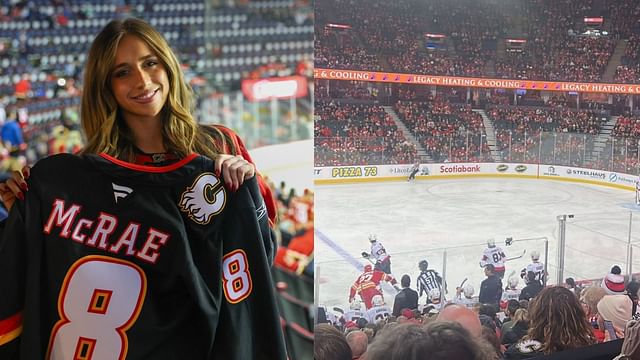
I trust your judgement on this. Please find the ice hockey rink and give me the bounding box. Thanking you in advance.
[315,177,640,311]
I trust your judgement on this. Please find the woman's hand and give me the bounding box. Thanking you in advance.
[0,166,30,211]
[215,154,255,192]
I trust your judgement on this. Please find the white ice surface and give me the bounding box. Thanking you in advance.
[315,178,640,311]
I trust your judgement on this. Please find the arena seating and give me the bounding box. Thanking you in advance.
[316,0,639,83]
[315,101,417,166]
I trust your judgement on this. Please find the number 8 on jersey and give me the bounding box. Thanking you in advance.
[47,256,147,360]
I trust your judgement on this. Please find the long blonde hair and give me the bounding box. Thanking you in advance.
[81,18,233,161]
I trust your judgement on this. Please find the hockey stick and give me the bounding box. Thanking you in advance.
[362,257,376,265]
[458,278,468,289]
[505,250,526,262]
[361,252,376,265]
[333,307,345,314]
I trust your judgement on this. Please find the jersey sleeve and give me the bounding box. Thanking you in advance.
[212,177,286,360]
[0,195,28,356]
[212,125,277,227]
[246,173,275,265]
[385,274,397,285]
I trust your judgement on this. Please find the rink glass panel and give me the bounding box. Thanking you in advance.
[562,211,640,284]
[316,131,640,176]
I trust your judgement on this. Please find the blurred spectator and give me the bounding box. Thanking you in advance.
[505,286,597,358]
[501,308,529,348]
[274,225,313,275]
[603,265,626,295]
[520,272,543,301]
[613,320,640,360]
[436,303,483,338]
[597,295,633,341]
[392,274,419,316]
[14,74,31,100]
[365,321,496,360]
[479,264,502,306]
[346,330,368,360]
[501,299,521,330]
[581,286,609,342]
[0,107,26,172]
[627,281,640,318]
[481,325,502,359]
[315,323,352,360]
[566,277,582,298]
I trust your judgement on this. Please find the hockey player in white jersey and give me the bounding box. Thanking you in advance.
[453,283,477,309]
[500,277,522,310]
[366,295,392,324]
[480,238,506,278]
[362,234,392,274]
[407,161,420,182]
[319,305,339,325]
[520,250,545,285]
[417,260,445,304]
[342,300,366,323]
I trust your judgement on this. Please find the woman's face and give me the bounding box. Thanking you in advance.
[110,35,170,126]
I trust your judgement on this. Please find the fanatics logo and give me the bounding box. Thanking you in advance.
[112,183,133,203]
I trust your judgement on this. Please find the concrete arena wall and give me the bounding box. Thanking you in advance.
[314,162,638,191]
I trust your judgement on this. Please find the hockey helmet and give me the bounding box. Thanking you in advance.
[487,238,496,248]
[531,250,540,261]
[508,277,519,289]
[429,288,441,299]
[463,284,474,298]
[419,260,429,271]
[372,295,384,307]
[369,234,377,242]
[350,300,362,311]
[363,264,373,272]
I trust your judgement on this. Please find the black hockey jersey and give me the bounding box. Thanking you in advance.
[0,153,285,359]
[212,169,287,360]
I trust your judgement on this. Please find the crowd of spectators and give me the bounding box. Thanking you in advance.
[315,80,378,101]
[394,96,492,163]
[616,35,640,84]
[316,264,640,360]
[314,27,383,72]
[312,86,640,178]
[314,101,417,166]
[488,106,603,164]
[496,36,616,83]
[316,0,640,83]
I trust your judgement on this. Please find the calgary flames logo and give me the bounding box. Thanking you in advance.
[179,173,226,225]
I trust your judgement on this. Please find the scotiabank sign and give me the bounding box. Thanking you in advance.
[439,164,481,174]
[314,68,640,95]
[242,76,308,101]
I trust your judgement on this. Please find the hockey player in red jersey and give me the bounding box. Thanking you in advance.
[349,264,399,309]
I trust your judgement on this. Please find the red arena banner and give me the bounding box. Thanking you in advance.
[314,68,640,94]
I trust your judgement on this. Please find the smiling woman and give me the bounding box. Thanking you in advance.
[109,35,170,147]
[81,18,223,163]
